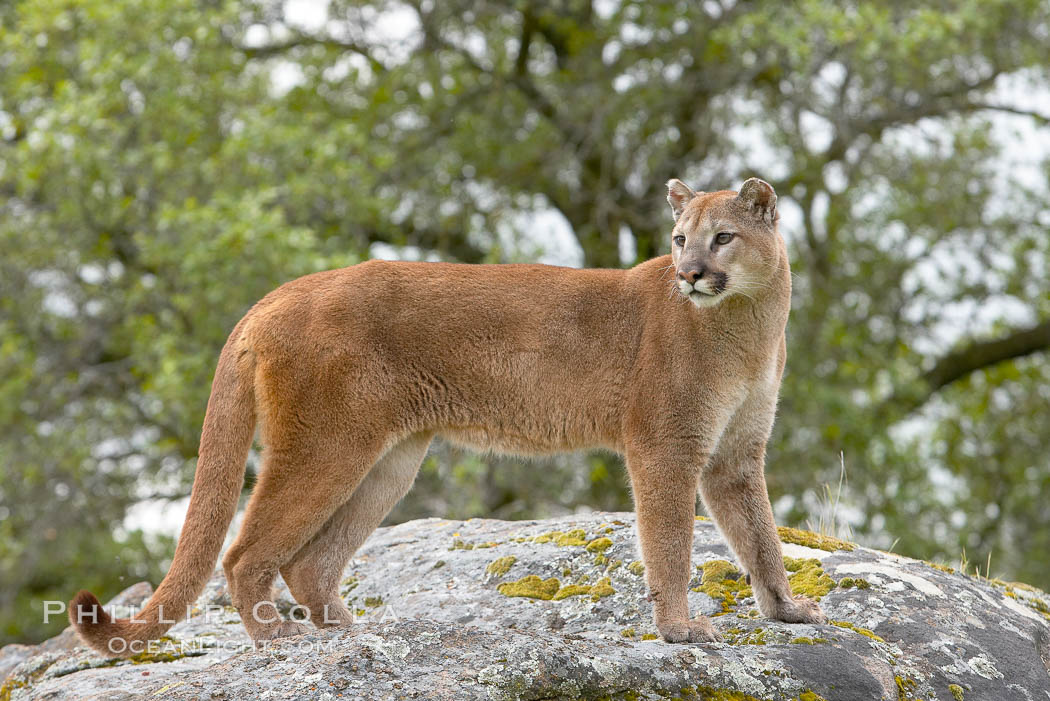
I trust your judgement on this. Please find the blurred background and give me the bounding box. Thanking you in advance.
[2,0,1049,645]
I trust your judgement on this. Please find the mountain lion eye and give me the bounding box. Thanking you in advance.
[673,235,686,247]
[715,232,734,245]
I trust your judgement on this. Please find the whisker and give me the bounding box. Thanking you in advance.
[735,282,777,292]
[730,279,775,291]
[759,261,801,279]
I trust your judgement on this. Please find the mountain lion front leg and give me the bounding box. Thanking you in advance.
[698,401,826,625]
[626,443,720,643]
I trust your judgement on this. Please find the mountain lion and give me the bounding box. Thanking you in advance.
[70,177,825,655]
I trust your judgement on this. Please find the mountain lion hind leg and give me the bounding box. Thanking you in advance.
[279,432,433,629]
[221,431,388,644]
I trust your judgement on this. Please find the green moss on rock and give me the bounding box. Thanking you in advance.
[832,619,885,643]
[948,684,964,700]
[627,560,646,576]
[1024,596,1050,620]
[485,556,517,577]
[784,557,836,600]
[126,649,186,665]
[838,577,871,590]
[694,560,751,615]
[1005,580,1044,594]
[895,675,917,700]
[777,526,854,552]
[498,575,561,600]
[0,679,27,701]
[724,627,769,645]
[553,584,591,599]
[586,537,613,552]
[702,560,739,581]
[691,686,764,700]
[531,529,588,546]
[498,574,615,602]
[552,576,615,601]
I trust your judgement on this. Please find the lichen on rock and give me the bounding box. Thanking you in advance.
[552,576,615,602]
[586,537,613,552]
[784,557,836,600]
[830,619,885,643]
[531,529,588,546]
[694,560,752,615]
[776,526,854,552]
[485,556,517,577]
[497,575,561,600]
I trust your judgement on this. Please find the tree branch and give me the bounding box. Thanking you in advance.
[967,102,1050,126]
[515,8,536,77]
[890,319,1050,416]
[924,319,1050,392]
[233,34,386,74]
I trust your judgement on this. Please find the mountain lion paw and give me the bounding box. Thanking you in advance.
[772,594,827,624]
[657,617,723,643]
[255,620,311,642]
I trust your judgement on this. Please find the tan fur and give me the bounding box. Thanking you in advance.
[69,178,824,655]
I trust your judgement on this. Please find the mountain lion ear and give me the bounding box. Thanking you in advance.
[666,179,697,221]
[736,178,777,226]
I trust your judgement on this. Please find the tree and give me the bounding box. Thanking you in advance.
[245,0,1050,575]
[0,0,360,643]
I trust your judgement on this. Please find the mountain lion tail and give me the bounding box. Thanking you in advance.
[69,326,257,657]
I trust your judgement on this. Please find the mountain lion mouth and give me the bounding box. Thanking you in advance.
[687,289,723,307]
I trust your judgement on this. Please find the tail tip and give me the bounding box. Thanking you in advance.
[69,590,107,626]
[69,589,134,657]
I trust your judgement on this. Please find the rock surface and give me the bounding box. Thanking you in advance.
[3,512,1049,700]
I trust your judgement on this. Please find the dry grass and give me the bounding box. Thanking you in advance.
[806,451,854,543]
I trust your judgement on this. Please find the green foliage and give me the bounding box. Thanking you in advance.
[2,0,1049,644]
[0,0,364,643]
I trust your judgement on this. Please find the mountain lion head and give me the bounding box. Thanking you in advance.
[666,177,781,309]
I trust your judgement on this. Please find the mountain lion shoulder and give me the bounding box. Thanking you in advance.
[70,177,825,655]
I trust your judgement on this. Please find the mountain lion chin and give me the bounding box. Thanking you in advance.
[688,290,724,308]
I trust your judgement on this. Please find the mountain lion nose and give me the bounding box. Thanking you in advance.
[679,267,705,284]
